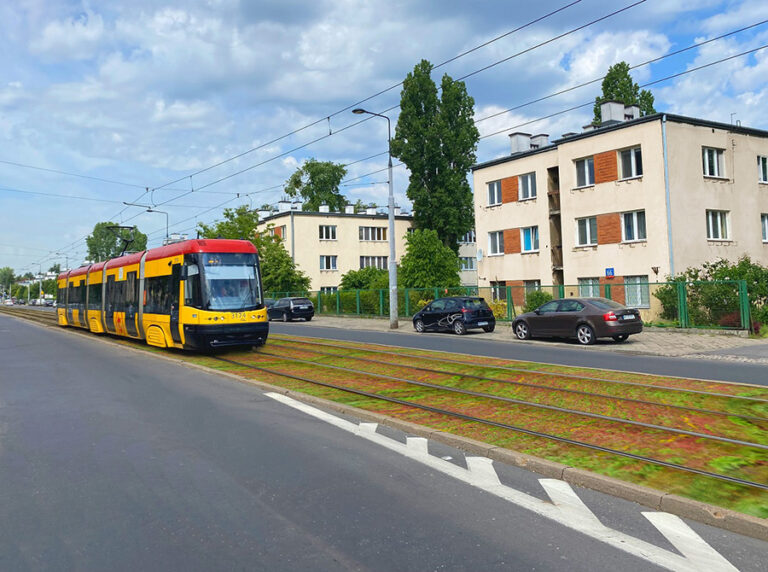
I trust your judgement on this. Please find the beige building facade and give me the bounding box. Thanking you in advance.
[256,203,477,291]
[472,103,768,310]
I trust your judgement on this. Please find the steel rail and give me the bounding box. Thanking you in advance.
[212,354,768,491]
[267,338,768,423]
[254,349,768,451]
[272,334,768,404]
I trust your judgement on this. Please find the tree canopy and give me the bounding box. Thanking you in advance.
[86,222,147,261]
[285,159,348,212]
[399,229,460,289]
[339,266,389,290]
[593,61,655,123]
[0,267,14,294]
[391,59,479,253]
[196,205,310,294]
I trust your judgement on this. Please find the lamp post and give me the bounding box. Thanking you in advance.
[352,108,398,329]
[147,208,169,241]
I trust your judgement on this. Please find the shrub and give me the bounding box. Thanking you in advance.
[523,290,553,313]
[488,299,508,320]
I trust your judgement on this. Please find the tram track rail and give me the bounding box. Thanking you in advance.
[266,337,768,423]
[210,352,768,492]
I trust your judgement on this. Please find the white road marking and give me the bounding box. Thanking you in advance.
[266,393,738,572]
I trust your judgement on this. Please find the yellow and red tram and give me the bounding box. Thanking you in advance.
[57,239,268,350]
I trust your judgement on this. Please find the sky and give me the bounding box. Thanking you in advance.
[2,0,768,275]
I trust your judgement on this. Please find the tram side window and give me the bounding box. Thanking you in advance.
[126,272,138,317]
[184,263,201,308]
[144,275,172,314]
[88,282,102,310]
[106,278,126,313]
[57,285,64,306]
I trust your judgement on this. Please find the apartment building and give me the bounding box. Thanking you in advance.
[256,201,478,291]
[472,102,768,309]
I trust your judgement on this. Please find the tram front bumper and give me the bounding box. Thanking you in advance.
[183,322,269,349]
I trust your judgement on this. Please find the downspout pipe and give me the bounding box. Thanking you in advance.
[662,115,675,276]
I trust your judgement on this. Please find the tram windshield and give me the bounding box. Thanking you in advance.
[200,253,263,311]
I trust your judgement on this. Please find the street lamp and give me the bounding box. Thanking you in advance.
[147,208,169,240]
[352,108,398,329]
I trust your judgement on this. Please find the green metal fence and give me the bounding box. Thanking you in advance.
[268,279,750,330]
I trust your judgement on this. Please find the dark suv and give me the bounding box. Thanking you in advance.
[268,297,314,321]
[412,297,495,335]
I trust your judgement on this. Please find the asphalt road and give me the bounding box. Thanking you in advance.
[269,322,768,386]
[1,315,765,571]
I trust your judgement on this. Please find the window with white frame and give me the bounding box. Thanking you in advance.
[619,147,643,179]
[459,257,476,271]
[759,156,768,183]
[706,210,729,240]
[519,172,537,200]
[488,231,504,255]
[575,157,595,187]
[459,230,476,244]
[523,280,541,294]
[578,277,600,297]
[320,286,338,294]
[319,225,337,240]
[521,226,539,252]
[360,256,388,269]
[622,210,647,242]
[576,216,598,246]
[761,214,768,242]
[702,147,725,178]
[359,226,387,241]
[624,275,650,308]
[488,180,502,206]
[319,255,337,270]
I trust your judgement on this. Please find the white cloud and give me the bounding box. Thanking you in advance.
[31,10,107,61]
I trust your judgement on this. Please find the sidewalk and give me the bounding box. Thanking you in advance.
[293,314,768,364]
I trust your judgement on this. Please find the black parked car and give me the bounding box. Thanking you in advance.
[413,297,495,335]
[268,297,314,321]
[512,297,642,345]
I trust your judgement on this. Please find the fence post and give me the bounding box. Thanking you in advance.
[405,289,411,317]
[557,284,565,298]
[335,291,340,314]
[738,279,750,330]
[676,282,689,328]
[355,290,361,315]
[506,286,513,321]
[317,291,322,314]
[604,283,612,300]
[379,289,384,316]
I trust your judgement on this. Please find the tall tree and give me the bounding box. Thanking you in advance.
[399,229,460,289]
[86,222,147,261]
[285,159,347,212]
[197,205,310,293]
[593,61,655,123]
[0,266,14,294]
[391,59,479,253]
[48,263,61,274]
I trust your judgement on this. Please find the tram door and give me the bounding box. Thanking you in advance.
[169,263,182,344]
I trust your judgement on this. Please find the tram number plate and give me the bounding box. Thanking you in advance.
[232,312,247,319]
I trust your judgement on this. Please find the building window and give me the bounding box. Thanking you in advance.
[490,280,506,301]
[706,210,729,240]
[359,226,387,241]
[619,147,643,179]
[523,280,540,294]
[488,180,502,206]
[622,210,647,242]
[319,255,337,271]
[360,256,388,269]
[576,216,598,246]
[459,257,476,271]
[578,277,600,297]
[762,214,768,242]
[488,231,504,255]
[519,172,537,200]
[271,225,286,239]
[459,230,476,244]
[319,225,337,240]
[320,286,338,294]
[702,147,725,178]
[759,156,768,183]
[521,226,539,252]
[575,157,595,187]
[625,275,650,308]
